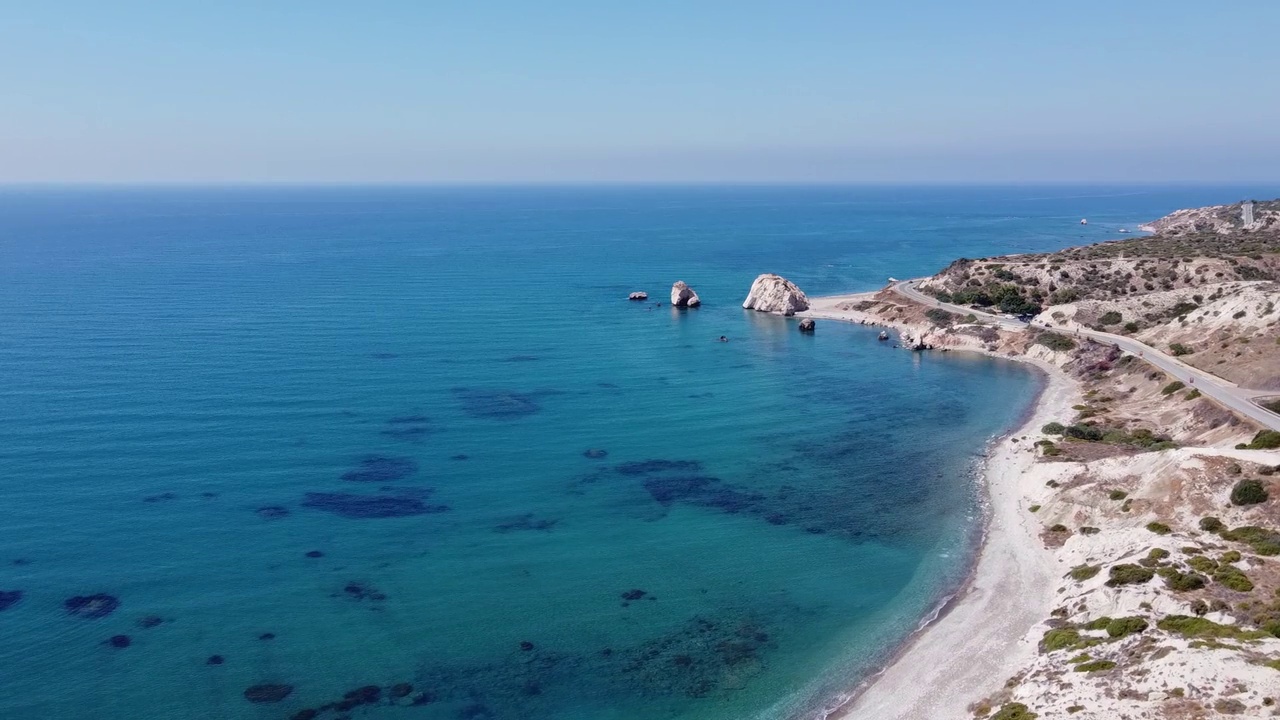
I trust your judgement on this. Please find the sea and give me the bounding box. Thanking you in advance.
[0,184,1273,720]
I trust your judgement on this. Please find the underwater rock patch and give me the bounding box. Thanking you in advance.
[207,655,225,665]
[341,455,418,483]
[0,590,22,611]
[65,593,119,619]
[137,615,164,629]
[452,388,553,419]
[302,492,449,519]
[583,449,608,459]
[339,581,387,603]
[494,514,558,533]
[106,634,131,648]
[451,454,470,461]
[256,505,289,520]
[243,683,293,703]
[258,632,275,641]
[615,459,702,476]
[504,355,540,363]
[306,550,325,558]
[142,492,177,503]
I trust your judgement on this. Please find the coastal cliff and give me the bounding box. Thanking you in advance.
[815,200,1280,720]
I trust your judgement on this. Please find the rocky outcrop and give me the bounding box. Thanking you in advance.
[671,281,701,307]
[628,292,648,301]
[742,274,809,316]
[798,319,815,333]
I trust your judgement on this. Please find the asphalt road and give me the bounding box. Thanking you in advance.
[891,279,1280,432]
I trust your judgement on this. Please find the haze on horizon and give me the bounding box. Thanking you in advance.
[4,1,1279,184]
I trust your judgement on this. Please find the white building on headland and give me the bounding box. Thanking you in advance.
[1242,201,1255,227]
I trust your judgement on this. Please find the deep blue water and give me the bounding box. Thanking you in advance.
[0,185,1274,720]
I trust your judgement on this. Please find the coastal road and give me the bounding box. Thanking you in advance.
[890,279,1280,432]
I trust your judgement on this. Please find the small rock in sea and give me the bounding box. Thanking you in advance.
[583,449,608,459]
[206,655,225,665]
[519,641,534,651]
[107,635,131,648]
[0,590,23,611]
[65,593,120,619]
[137,615,164,629]
[243,684,293,704]
[670,281,701,308]
[256,506,289,520]
[798,318,816,333]
[628,291,648,301]
[258,632,276,641]
[305,550,324,558]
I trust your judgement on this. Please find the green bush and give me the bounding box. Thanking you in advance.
[1069,564,1101,581]
[1185,389,1201,400]
[1220,526,1280,555]
[1187,556,1218,573]
[1162,570,1207,591]
[1161,381,1186,395]
[1157,615,1267,640]
[1048,524,1069,533]
[1073,659,1116,672]
[1169,343,1193,356]
[1098,311,1122,325]
[1146,522,1171,535]
[1036,332,1076,352]
[925,308,958,326]
[1064,424,1104,441]
[1213,565,1254,592]
[1041,422,1066,435]
[1106,564,1154,587]
[1199,516,1224,532]
[1230,479,1269,506]
[1029,504,1041,513]
[1109,490,1128,501]
[1240,430,1280,450]
[1123,321,1140,333]
[991,702,1038,720]
[1041,628,1083,652]
[1079,526,1100,535]
[1106,616,1149,638]
[1220,550,1241,563]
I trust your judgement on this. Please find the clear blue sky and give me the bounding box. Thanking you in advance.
[4,1,1278,183]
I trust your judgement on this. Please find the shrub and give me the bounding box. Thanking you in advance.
[1073,660,1116,672]
[1220,526,1280,555]
[1213,566,1254,592]
[1069,564,1101,581]
[1161,381,1186,395]
[1169,343,1192,356]
[1036,332,1076,352]
[1042,422,1066,435]
[1123,321,1140,333]
[1106,616,1149,638]
[1146,522,1171,535]
[1162,570,1207,591]
[1064,424,1104,441]
[1230,479,1269,506]
[1041,628,1083,652]
[1079,526,1100,535]
[1098,311,1122,325]
[1185,389,1201,400]
[1029,505,1041,513]
[1048,524,1069,533]
[1157,615,1267,640]
[1242,430,1280,450]
[991,702,1038,720]
[1199,516,1224,532]
[1220,550,1241,563]
[925,308,957,326]
[1109,490,1128,501]
[1187,556,1218,573]
[1106,564,1154,587]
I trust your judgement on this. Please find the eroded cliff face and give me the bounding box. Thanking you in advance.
[741,274,810,316]
[1142,200,1280,236]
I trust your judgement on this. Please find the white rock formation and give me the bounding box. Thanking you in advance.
[671,281,701,307]
[628,291,648,301]
[741,274,809,316]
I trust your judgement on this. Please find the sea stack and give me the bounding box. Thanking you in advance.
[741,274,809,316]
[671,281,701,307]
[798,318,815,333]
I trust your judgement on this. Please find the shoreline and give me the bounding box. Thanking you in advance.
[806,294,1079,719]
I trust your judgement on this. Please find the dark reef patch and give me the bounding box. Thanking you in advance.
[452,388,560,420]
[65,594,120,619]
[305,550,325,558]
[451,454,470,461]
[381,415,433,442]
[0,590,22,611]
[258,632,276,641]
[302,492,449,519]
[388,414,430,424]
[583,449,608,459]
[243,684,293,704]
[137,615,164,629]
[142,492,177,503]
[615,460,702,476]
[341,455,418,483]
[256,506,289,520]
[504,355,540,363]
[106,634,131,648]
[494,514,558,533]
[338,581,387,603]
[207,655,225,665]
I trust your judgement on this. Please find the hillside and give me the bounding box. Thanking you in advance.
[915,201,1280,389]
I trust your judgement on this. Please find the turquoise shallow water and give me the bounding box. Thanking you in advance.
[0,185,1273,720]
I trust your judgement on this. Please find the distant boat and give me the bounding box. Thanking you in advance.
[1079,219,1088,225]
